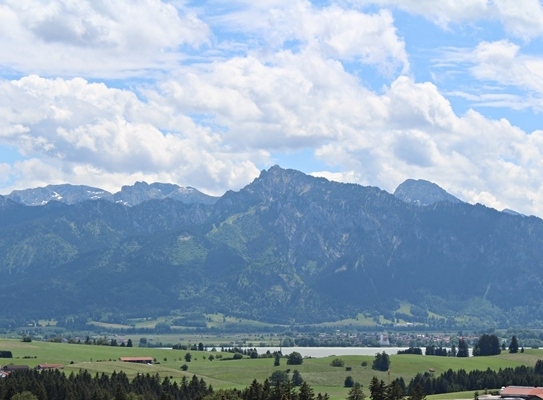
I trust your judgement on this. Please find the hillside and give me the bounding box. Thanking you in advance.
[1,166,543,327]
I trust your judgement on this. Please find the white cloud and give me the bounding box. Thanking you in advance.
[0,0,210,77]
[202,0,408,73]
[358,0,543,40]
[438,40,543,112]
[471,41,543,95]
[268,3,408,72]
[0,75,261,194]
[156,49,384,151]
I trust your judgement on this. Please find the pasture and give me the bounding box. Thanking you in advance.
[1,338,541,399]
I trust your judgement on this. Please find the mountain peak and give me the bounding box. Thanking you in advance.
[394,179,461,206]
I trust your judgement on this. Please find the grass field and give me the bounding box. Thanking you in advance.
[0,338,539,399]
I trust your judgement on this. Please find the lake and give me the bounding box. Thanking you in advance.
[241,346,448,358]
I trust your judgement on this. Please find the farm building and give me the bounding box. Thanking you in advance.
[499,386,543,400]
[36,364,64,370]
[119,357,153,364]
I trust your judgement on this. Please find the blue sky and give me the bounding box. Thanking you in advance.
[1,0,543,216]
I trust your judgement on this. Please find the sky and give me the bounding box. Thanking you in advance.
[1,1,543,216]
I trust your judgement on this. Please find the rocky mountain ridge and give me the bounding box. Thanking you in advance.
[6,181,219,207]
[5,172,465,209]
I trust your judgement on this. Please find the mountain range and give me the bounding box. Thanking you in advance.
[0,166,540,328]
[6,181,219,207]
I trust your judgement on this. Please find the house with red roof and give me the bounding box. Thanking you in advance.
[500,386,543,400]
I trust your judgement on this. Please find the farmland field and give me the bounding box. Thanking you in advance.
[0,338,540,399]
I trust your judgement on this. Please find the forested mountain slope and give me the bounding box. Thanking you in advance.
[1,166,542,326]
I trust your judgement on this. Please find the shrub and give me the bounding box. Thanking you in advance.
[180,364,188,371]
[330,358,345,367]
[344,376,355,387]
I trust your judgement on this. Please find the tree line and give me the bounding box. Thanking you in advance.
[0,365,428,400]
[0,369,211,400]
[407,363,543,395]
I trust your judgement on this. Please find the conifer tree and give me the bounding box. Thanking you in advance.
[509,336,519,353]
[369,377,386,400]
[347,382,366,400]
[457,339,469,357]
[298,381,315,400]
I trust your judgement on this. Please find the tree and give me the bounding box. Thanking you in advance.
[180,364,188,371]
[369,377,386,400]
[509,336,519,353]
[287,351,303,365]
[535,360,543,375]
[372,352,391,371]
[457,339,469,357]
[298,381,315,400]
[185,352,192,362]
[347,382,366,400]
[274,353,281,366]
[344,376,355,388]
[208,354,215,361]
[114,385,127,400]
[292,370,304,386]
[269,370,289,386]
[127,339,133,348]
[386,381,404,400]
[408,383,426,400]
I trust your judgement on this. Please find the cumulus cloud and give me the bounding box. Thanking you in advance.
[0,0,210,77]
[203,0,408,73]
[267,3,409,72]
[0,75,261,194]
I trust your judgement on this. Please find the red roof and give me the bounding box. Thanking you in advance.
[501,387,543,399]
[36,364,63,369]
[119,357,153,362]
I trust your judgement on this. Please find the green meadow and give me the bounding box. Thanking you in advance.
[1,338,541,399]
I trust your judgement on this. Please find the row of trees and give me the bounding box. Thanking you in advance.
[396,334,522,359]
[0,369,334,400]
[0,369,211,400]
[396,342,467,358]
[472,334,520,356]
[407,361,543,395]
